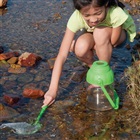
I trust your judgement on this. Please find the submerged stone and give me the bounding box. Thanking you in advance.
[4,94,20,105]
[23,88,45,99]
[0,103,19,121]
[8,67,26,74]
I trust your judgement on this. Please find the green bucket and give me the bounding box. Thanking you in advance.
[86,60,119,110]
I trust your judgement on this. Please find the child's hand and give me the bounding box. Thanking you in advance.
[42,90,56,108]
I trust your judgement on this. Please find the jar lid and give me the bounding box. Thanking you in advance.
[86,60,114,86]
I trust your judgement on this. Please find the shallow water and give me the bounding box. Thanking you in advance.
[0,0,140,139]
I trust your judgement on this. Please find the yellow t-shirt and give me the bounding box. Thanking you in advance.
[67,6,136,42]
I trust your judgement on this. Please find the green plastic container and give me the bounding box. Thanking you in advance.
[86,60,119,110]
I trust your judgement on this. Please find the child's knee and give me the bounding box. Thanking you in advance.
[74,42,87,57]
[93,27,112,44]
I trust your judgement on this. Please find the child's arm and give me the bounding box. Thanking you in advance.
[42,27,75,107]
[111,26,122,46]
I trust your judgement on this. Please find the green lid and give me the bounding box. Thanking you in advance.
[86,60,114,86]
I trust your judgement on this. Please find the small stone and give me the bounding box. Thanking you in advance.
[0,51,19,61]
[18,52,42,67]
[0,103,19,121]
[4,94,20,105]
[53,13,61,20]
[23,88,45,99]
[10,64,21,68]
[7,57,18,64]
[47,57,56,69]
[8,67,26,74]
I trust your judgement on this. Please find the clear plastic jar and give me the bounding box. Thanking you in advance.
[86,85,114,111]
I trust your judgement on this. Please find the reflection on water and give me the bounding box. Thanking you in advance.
[0,0,140,139]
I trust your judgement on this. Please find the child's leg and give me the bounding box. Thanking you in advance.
[72,32,95,67]
[93,27,126,63]
[93,27,113,63]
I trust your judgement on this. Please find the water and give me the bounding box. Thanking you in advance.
[0,122,42,135]
[0,0,140,139]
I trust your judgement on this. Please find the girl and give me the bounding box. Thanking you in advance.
[42,0,136,107]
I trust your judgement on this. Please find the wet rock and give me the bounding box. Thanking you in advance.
[3,94,20,105]
[50,100,76,113]
[70,70,87,83]
[0,0,7,7]
[10,64,21,68]
[23,88,45,99]
[17,73,34,83]
[3,80,17,90]
[7,57,18,64]
[18,52,42,67]
[0,103,19,121]
[8,67,26,74]
[0,46,4,54]
[0,51,19,61]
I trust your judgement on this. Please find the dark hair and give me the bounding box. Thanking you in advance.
[73,0,125,10]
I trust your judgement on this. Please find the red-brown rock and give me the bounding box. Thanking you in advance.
[18,52,42,67]
[0,51,19,61]
[4,94,20,105]
[23,88,45,99]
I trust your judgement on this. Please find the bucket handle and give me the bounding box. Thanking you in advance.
[100,85,119,110]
